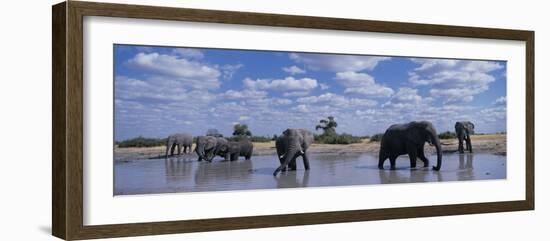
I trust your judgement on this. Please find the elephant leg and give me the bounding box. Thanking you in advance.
[458,136,464,154]
[245,151,252,160]
[206,151,214,162]
[378,152,387,169]
[170,144,176,156]
[407,145,417,168]
[225,153,230,161]
[198,156,203,162]
[418,148,430,167]
[183,145,187,154]
[274,157,294,176]
[466,135,473,153]
[302,152,310,170]
[165,143,171,157]
[177,144,181,155]
[389,156,397,170]
[278,157,287,172]
[408,154,417,168]
[288,158,297,171]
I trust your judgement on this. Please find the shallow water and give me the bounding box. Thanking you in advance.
[114,153,506,195]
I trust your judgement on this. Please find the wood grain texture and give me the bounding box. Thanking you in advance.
[52,2,67,239]
[51,1,535,240]
[66,2,85,240]
[525,32,535,209]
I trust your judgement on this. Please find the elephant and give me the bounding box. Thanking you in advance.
[165,133,193,157]
[455,121,475,153]
[195,136,219,162]
[226,139,254,161]
[273,129,314,176]
[213,137,230,160]
[378,121,443,171]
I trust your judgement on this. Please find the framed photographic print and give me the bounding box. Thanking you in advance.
[52,1,534,240]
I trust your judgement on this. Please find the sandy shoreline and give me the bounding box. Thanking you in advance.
[114,134,506,162]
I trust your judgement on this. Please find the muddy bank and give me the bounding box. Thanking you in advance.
[114,134,506,162]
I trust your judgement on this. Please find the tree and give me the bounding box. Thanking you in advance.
[233,124,252,136]
[206,129,223,137]
[315,116,338,136]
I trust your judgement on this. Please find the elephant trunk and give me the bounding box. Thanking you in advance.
[197,144,205,158]
[273,144,300,176]
[431,132,442,171]
[165,139,173,158]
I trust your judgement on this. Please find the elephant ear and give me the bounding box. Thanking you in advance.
[467,122,475,133]
[406,123,429,145]
[205,138,216,150]
[283,129,290,135]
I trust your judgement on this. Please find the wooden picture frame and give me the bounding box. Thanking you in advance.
[52,1,534,240]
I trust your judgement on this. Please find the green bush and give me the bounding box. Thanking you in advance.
[369,133,384,142]
[117,136,166,148]
[438,131,456,139]
[315,133,363,144]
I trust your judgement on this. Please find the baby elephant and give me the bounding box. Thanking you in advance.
[226,139,254,161]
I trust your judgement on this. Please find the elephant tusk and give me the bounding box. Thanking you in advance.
[300,150,305,155]
[279,153,286,159]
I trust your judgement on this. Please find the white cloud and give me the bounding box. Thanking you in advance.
[115,75,217,103]
[334,71,394,97]
[244,98,293,107]
[272,98,293,105]
[283,91,311,97]
[238,116,250,121]
[292,104,310,113]
[282,65,306,75]
[243,76,318,91]
[383,87,428,109]
[297,93,377,108]
[171,48,204,59]
[429,88,477,103]
[222,89,267,99]
[220,64,244,79]
[127,52,221,90]
[320,83,330,90]
[493,96,506,106]
[479,106,506,123]
[409,59,504,103]
[290,53,390,72]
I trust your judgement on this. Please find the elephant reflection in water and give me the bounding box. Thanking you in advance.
[378,161,443,184]
[164,156,194,184]
[194,159,253,187]
[275,170,310,189]
[457,154,474,180]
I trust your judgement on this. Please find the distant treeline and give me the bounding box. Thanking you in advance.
[116,136,166,148]
[116,135,275,148]
[116,119,506,148]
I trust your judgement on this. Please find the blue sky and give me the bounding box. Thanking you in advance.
[114,44,507,141]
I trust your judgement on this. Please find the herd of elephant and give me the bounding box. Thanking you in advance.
[165,135,253,162]
[165,120,475,177]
